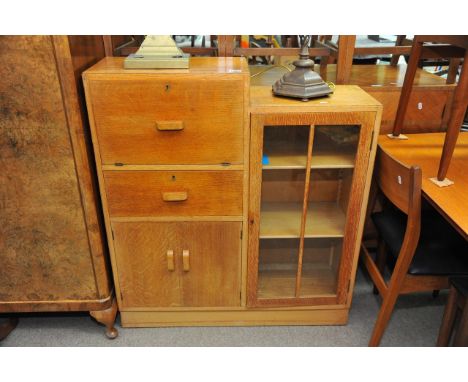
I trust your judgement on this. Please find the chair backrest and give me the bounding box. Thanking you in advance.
[374,147,423,263]
[375,148,422,218]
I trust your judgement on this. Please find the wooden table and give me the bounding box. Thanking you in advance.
[378,132,468,240]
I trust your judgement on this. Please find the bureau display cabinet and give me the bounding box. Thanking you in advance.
[84,56,381,327]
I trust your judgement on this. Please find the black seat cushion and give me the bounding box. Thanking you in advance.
[371,206,468,276]
[450,277,468,297]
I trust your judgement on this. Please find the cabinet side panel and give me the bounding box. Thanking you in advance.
[0,36,97,303]
[336,112,377,303]
[54,36,112,298]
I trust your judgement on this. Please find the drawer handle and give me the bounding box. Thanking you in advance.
[162,191,188,202]
[166,250,175,271]
[182,250,190,272]
[156,121,184,131]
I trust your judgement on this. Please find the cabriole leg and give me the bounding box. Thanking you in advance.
[90,298,118,339]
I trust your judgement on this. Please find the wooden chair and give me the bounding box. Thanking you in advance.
[314,35,356,83]
[360,148,468,346]
[226,34,330,61]
[437,277,468,346]
[390,36,468,184]
[391,36,461,83]
[319,35,414,83]
[102,35,144,57]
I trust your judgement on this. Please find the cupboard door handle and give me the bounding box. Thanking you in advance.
[156,121,184,131]
[166,250,175,271]
[162,191,188,202]
[182,250,190,272]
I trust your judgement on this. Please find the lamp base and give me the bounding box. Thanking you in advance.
[272,57,333,101]
[124,53,189,69]
[273,77,333,101]
[124,35,190,69]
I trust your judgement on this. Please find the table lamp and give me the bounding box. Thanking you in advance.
[272,35,333,101]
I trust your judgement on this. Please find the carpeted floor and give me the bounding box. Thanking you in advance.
[0,267,447,346]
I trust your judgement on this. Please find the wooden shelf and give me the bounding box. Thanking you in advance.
[263,134,356,170]
[258,267,337,299]
[259,202,346,239]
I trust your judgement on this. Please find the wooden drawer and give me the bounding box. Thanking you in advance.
[88,78,244,165]
[104,170,243,217]
[112,221,242,308]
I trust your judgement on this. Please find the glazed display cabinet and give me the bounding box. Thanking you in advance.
[248,86,382,314]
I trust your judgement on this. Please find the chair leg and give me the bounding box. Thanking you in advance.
[369,250,412,347]
[453,301,468,347]
[373,240,387,295]
[368,287,400,346]
[437,286,459,346]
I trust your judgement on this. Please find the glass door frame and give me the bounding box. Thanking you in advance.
[247,111,376,308]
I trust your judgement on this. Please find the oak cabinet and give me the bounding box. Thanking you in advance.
[84,57,381,327]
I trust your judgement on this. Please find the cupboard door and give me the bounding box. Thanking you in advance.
[112,221,242,309]
[112,222,182,308]
[178,222,242,307]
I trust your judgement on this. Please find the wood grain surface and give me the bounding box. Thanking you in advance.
[250,64,452,88]
[104,170,243,217]
[378,132,468,239]
[0,36,97,302]
[112,221,242,308]
[87,76,244,165]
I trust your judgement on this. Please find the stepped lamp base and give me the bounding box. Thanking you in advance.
[272,37,333,101]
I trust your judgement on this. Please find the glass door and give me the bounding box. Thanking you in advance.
[258,125,309,299]
[255,123,360,303]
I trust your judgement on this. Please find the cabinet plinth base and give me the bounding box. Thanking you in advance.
[120,308,349,327]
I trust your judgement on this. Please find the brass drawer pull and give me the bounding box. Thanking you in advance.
[156,121,184,131]
[166,250,175,271]
[182,250,190,272]
[162,191,188,202]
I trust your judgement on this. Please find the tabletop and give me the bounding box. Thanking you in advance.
[378,132,468,240]
[249,64,452,89]
[250,85,382,114]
